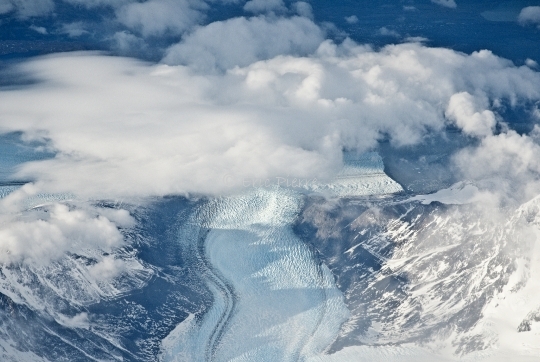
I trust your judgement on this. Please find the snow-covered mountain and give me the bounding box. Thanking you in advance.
[0,153,538,361]
[296,195,540,359]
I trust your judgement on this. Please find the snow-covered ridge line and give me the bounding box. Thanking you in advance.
[407,182,480,205]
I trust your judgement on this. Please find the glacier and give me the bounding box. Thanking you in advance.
[161,151,404,360]
[162,188,349,361]
[1,152,540,361]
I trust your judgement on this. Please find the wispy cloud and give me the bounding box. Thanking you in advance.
[431,0,457,9]
[518,6,540,28]
[0,0,54,18]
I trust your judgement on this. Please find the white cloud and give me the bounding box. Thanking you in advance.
[292,1,313,19]
[378,27,399,38]
[446,92,496,137]
[111,30,147,54]
[0,0,54,18]
[431,0,456,9]
[96,207,135,228]
[88,255,127,279]
[518,6,540,27]
[526,58,538,69]
[344,15,358,24]
[29,25,47,34]
[60,22,89,37]
[0,1,14,14]
[57,312,90,329]
[62,0,131,8]
[404,36,428,43]
[243,0,285,14]
[116,0,206,37]
[163,16,324,71]
[0,41,538,200]
[0,196,129,265]
[454,130,540,204]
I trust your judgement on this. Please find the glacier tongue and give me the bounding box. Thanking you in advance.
[162,151,405,361]
[162,188,349,362]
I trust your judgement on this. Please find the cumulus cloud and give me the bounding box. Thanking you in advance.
[518,6,540,27]
[0,194,131,265]
[163,16,324,71]
[446,92,496,137]
[526,58,538,69]
[458,131,540,179]
[0,1,12,14]
[88,255,128,279]
[29,25,47,34]
[0,39,538,200]
[116,0,206,37]
[454,130,540,204]
[292,1,313,19]
[344,15,358,24]
[378,27,399,37]
[60,22,89,37]
[111,30,148,55]
[431,0,456,9]
[0,0,54,18]
[57,312,90,329]
[243,0,285,14]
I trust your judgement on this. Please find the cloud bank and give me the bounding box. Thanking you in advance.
[0,34,538,200]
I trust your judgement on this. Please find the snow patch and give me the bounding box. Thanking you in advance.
[408,182,481,205]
